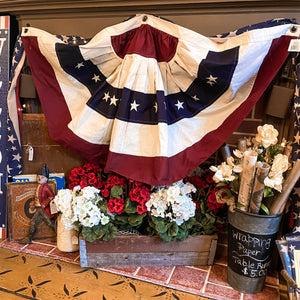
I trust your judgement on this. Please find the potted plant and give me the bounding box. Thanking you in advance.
[54,162,226,267]
[209,124,300,294]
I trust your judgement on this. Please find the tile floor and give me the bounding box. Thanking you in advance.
[0,232,282,300]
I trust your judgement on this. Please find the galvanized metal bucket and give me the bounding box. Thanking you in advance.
[227,209,282,294]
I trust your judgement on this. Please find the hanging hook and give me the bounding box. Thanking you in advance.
[290,25,298,33]
[24,23,30,33]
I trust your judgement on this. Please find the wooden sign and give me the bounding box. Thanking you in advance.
[6,181,57,242]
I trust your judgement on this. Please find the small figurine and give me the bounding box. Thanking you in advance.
[19,164,57,244]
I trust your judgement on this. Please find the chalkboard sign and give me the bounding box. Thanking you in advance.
[228,223,277,278]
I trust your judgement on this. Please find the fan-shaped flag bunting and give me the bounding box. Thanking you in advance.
[19,15,299,185]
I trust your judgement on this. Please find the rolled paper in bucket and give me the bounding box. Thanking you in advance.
[238,138,247,152]
[249,162,270,214]
[270,159,300,215]
[237,150,257,211]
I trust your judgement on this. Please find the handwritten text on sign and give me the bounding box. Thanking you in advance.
[228,224,276,278]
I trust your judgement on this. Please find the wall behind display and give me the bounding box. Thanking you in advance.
[1,1,300,37]
[21,114,85,186]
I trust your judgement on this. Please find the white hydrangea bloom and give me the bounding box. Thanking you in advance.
[54,185,110,229]
[54,189,73,214]
[148,181,196,225]
[181,181,196,194]
[82,186,100,200]
[72,185,81,193]
[101,215,110,225]
[167,184,181,198]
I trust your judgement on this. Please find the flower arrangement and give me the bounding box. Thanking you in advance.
[209,124,291,215]
[54,162,225,242]
[184,169,227,234]
[54,185,115,242]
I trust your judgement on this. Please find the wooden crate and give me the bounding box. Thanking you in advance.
[79,234,218,267]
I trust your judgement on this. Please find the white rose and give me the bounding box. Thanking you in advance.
[271,154,289,174]
[233,149,243,158]
[233,164,243,173]
[210,166,218,172]
[255,124,278,148]
[213,162,235,182]
[264,173,284,192]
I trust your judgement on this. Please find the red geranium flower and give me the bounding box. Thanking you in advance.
[94,179,103,189]
[205,172,214,183]
[107,198,125,214]
[101,189,110,198]
[207,189,225,214]
[80,179,88,188]
[88,178,97,185]
[129,183,151,204]
[88,172,96,179]
[77,167,85,176]
[136,203,148,214]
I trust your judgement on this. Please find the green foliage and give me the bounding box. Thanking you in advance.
[113,215,129,226]
[128,213,146,227]
[263,186,274,198]
[201,213,218,234]
[102,224,118,241]
[81,227,98,242]
[81,223,118,242]
[167,222,178,237]
[260,203,270,215]
[110,185,123,198]
[258,144,282,164]
[176,227,190,241]
[146,215,207,242]
[124,198,138,214]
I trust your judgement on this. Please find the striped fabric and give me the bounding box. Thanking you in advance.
[20,15,299,185]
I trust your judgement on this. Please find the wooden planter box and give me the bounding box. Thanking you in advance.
[79,234,218,267]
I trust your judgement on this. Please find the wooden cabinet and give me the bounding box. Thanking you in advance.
[21,114,85,186]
